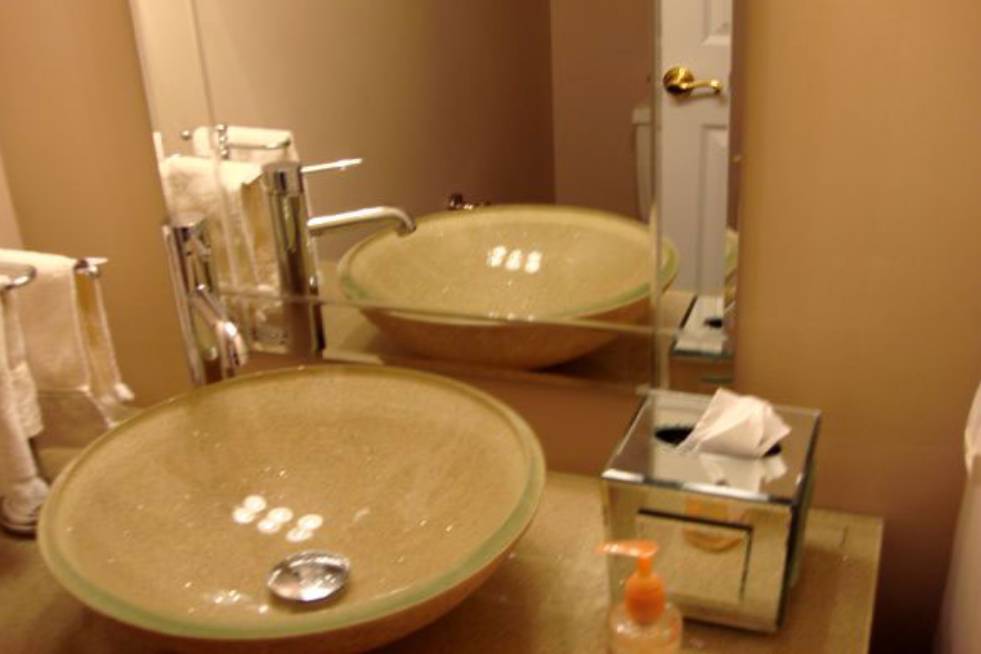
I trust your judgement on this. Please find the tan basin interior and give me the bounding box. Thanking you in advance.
[337,205,678,369]
[39,365,544,652]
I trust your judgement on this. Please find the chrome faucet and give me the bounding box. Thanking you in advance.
[308,206,415,237]
[189,283,248,377]
[162,160,414,385]
[261,160,415,358]
[163,215,249,385]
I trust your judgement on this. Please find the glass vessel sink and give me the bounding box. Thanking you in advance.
[39,365,545,652]
[337,205,678,369]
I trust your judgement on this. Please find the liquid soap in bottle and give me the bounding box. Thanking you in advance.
[599,540,682,654]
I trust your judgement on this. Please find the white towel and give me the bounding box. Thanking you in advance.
[75,270,136,421]
[190,123,314,219]
[159,155,267,288]
[152,130,166,162]
[2,283,41,438]
[0,276,47,534]
[0,250,134,428]
[937,382,981,654]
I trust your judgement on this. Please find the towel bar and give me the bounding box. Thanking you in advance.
[179,124,291,160]
[0,257,108,292]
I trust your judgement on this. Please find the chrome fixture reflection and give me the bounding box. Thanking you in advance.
[261,160,415,359]
[180,123,292,160]
[308,206,415,237]
[189,283,248,377]
[163,214,249,385]
[300,158,362,175]
[161,159,414,383]
[446,192,490,211]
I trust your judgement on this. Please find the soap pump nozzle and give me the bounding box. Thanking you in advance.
[598,540,666,625]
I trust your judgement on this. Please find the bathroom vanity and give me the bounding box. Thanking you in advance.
[2,473,880,653]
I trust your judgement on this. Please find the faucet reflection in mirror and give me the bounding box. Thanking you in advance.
[164,157,416,385]
[163,216,248,386]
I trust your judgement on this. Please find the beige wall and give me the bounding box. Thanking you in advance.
[0,0,189,405]
[0,151,22,248]
[550,0,651,218]
[128,0,213,145]
[735,1,981,651]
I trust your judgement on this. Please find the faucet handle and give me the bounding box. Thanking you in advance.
[262,158,363,195]
[300,158,363,176]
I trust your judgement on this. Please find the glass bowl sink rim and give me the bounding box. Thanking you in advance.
[336,204,679,324]
[38,364,546,641]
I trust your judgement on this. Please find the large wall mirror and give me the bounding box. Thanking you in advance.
[129,0,738,394]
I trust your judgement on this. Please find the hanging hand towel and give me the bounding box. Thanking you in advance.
[0,275,47,536]
[0,250,134,430]
[1,278,41,438]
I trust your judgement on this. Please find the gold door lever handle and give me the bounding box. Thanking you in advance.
[662,66,723,97]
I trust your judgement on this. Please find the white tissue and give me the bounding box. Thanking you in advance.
[677,388,791,459]
[652,445,788,493]
[697,452,788,489]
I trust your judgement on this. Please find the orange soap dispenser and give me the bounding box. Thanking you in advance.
[599,540,682,654]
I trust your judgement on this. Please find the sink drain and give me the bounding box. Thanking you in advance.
[267,550,350,603]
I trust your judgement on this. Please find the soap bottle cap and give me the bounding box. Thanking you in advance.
[598,539,666,625]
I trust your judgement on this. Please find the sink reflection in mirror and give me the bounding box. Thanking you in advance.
[131,0,742,391]
[332,205,678,370]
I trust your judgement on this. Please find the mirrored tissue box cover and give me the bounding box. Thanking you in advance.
[602,390,820,633]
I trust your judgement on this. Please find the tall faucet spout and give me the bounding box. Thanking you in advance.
[306,206,416,238]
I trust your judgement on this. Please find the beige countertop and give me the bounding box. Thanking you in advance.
[1,473,880,653]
